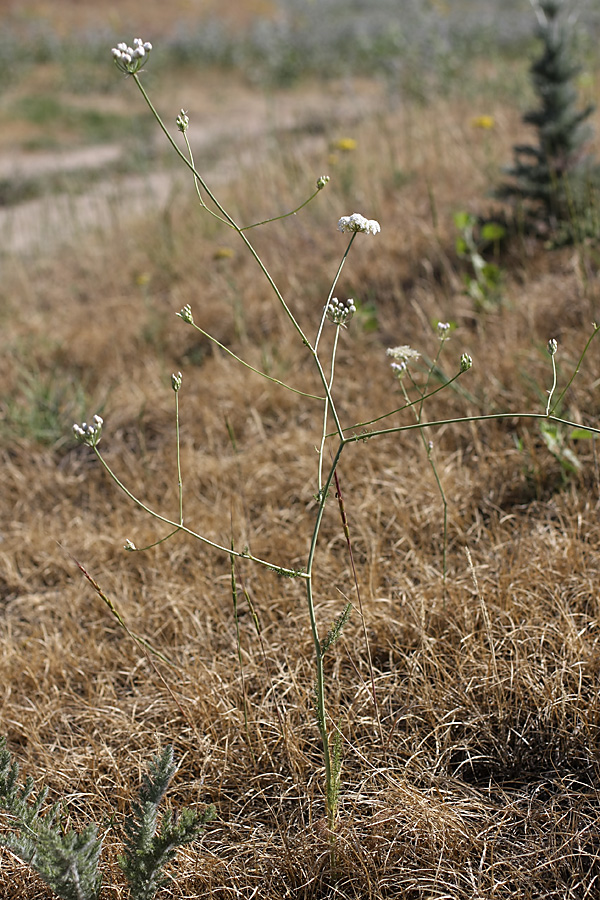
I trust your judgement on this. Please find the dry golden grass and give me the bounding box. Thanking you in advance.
[2,65,600,899]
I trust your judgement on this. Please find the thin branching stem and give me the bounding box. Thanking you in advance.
[133,73,343,437]
[188,320,324,400]
[318,325,342,496]
[343,411,600,443]
[402,370,449,590]
[182,130,229,227]
[132,76,307,343]
[175,388,183,526]
[314,234,357,353]
[342,369,465,433]
[239,188,323,230]
[304,439,346,825]
[230,545,254,760]
[550,323,600,414]
[92,448,307,578]
[333,469,384,749]
[546,350,558,416]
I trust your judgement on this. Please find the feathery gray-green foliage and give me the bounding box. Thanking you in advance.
[0,736,102,900]
[119,745,215,900]
[0,738,214,900]
[320,602,352,659]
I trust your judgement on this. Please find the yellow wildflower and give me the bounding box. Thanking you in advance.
[213,247,235,260]
[471,115,495,130]
[332,137,357,152]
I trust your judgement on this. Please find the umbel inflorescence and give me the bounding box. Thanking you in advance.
[111,38,153,75]
[326,297,357,327]
[72,415,103,448]
[337,213,381,235]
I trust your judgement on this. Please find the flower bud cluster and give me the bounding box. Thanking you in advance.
[338,213,381,235]
[548,338,558,356]
[111,38,152,75]
[73,415,103,447]
[177,304,194,325]
[387,346,420,380]
[390,361,408,379]
[460,353,473,372]
[176,109,189,133]
[437,321,451,340]
[326,297,356,327]
[171,371,183,392]
[317,175,330,190]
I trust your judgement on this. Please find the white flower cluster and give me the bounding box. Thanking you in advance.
[387,346,421,381]
[338,213,381,235]
[111,38,153,75]
[387,346,421,363]
[326,297,356,327]
[73,415,103,447]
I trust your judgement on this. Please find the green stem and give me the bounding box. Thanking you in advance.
[230,545,254,758]
[314,234,357,353]
[132,75,308,345]
[318,326,342,496]
[127,528,181,551]
[175,389,183,526]
[240,189,322,231]
[550,323,600,415]
[304,440,346,827]
[133,74,342,431]
[343,412,600,444]
[342,370,465,434]
[188,320,324,400]
[400,375,448,591]
[182,131,229,227]
[333,469,383,745]
[546,351,558,417]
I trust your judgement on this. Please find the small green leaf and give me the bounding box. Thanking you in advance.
[570,428,595,440]
[481,262,501,285]
[481,222,506,242]
[453,210,472,230]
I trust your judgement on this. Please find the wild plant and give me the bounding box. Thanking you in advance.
[0,734,102,900]
[453,210,505,309]
[496,0,600,238]
[0,737,214,900]
[69,37,600,857]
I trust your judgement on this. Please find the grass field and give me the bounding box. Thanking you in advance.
[2,2,600,898]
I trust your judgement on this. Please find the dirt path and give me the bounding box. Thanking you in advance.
[0,79,385,258]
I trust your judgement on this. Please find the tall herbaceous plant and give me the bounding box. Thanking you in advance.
[70,38,600,855]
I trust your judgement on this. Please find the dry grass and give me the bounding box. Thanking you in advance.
[2,58,600,899]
